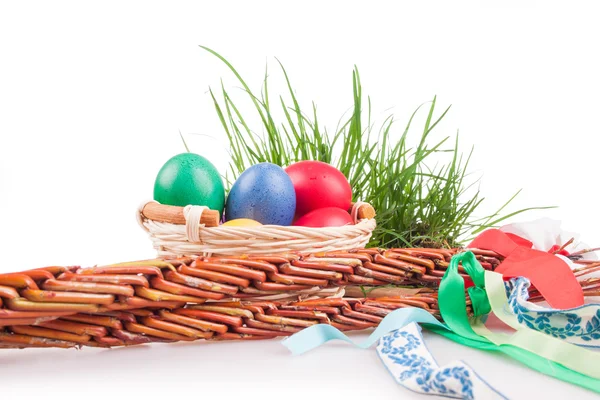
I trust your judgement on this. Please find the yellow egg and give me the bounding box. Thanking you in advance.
[221,218,263,227]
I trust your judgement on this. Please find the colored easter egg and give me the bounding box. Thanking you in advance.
[221,218,263,227]
[293,207,354,228]
[225,163,296,225]
[285,161,352,216]
[153,153,225,215]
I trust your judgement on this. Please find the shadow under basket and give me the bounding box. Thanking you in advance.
[137,201,377,258]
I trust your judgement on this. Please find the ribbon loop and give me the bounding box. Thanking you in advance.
[450,252,491,317]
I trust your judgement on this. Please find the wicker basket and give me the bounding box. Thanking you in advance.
[137,201,377,258]
[1,248,597,349]
[0,248,494,348]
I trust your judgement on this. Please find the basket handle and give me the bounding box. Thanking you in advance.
[351,202,376,222]
[140,202,221,227]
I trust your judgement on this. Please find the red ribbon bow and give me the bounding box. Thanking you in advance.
[468,229,584,309]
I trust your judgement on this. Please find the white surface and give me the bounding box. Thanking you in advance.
[1,1,599,399]
[0,330,596,400]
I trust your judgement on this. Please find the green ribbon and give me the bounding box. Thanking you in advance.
[437,251,600,393]
[459,253,491,317]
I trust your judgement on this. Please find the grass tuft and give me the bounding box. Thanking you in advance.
[199,45,553,248]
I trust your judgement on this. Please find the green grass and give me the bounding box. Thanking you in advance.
[199,45,553,248]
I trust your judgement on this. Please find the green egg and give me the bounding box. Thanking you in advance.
[154,153,225,215]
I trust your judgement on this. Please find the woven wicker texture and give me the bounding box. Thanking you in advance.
[137,201,377,258]
[0,248,504,349]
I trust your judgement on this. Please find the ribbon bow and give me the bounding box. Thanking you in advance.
[450,252,491,317]
[468,229,584,309]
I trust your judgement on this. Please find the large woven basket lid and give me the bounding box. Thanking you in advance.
[137,201,376,258]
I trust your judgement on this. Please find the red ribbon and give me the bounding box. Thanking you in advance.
[468,229,584,309]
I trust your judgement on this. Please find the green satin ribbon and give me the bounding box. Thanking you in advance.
[460,254,491,317]
[437,251,600,393]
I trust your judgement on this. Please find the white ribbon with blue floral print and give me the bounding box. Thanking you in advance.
[283,308,506,399]
[282,279,599,399]
[498,218,600,347]
[507,277,600,347]
[377,322,506,399]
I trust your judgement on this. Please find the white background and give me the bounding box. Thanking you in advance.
[1,1,599,399]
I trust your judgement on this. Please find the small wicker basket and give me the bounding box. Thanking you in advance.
[137,201,377,258]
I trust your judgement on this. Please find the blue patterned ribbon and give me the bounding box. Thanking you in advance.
[378,323,506,399]
[507,277,600,348]
[282,308,505,399]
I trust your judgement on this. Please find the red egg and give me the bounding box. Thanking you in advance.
[293,207,354,228]
[285,161,352,216]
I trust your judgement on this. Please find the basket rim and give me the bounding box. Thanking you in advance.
[139,200,376,229]
[197,218,375,231]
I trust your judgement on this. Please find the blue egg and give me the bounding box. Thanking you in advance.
[225,163,296,225]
